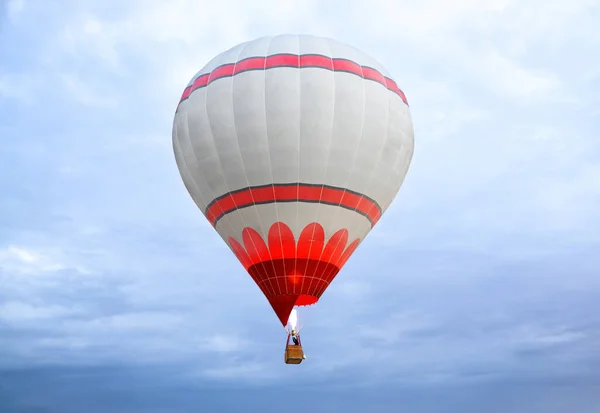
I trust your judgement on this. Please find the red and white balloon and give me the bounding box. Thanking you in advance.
[172,34,414,326]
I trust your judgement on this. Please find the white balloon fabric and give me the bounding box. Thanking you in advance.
[172,34,414,326]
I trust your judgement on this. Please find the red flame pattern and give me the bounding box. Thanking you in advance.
[228,221,360,325]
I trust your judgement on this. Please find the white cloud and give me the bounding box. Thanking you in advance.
[201,362,271,380]
[511,327,587,347]
[59,72,119,107]
[57,16,120,68]
[0,73,39,103]
[470,50,561,100]
[200,334,242,353]
[348,0,593,107]
[0,245,94,278]
[63,311,185,333]
[0,301,82,324]
[0,246,66,274]
[5,0,25,23]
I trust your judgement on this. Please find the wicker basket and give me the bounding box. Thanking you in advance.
[284,344,304,364]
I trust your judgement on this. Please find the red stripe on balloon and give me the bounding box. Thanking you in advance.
[205,183,382,228]
[177,53,408,107]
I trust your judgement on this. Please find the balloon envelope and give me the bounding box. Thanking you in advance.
[172,34,414,326]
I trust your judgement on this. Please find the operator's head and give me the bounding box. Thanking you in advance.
[291,329,296,335]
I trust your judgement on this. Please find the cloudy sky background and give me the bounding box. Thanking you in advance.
[1,0,599,412]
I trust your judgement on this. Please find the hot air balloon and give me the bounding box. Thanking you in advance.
[172,34,414,362]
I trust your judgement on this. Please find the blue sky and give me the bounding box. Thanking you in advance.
[1,0,600,411]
